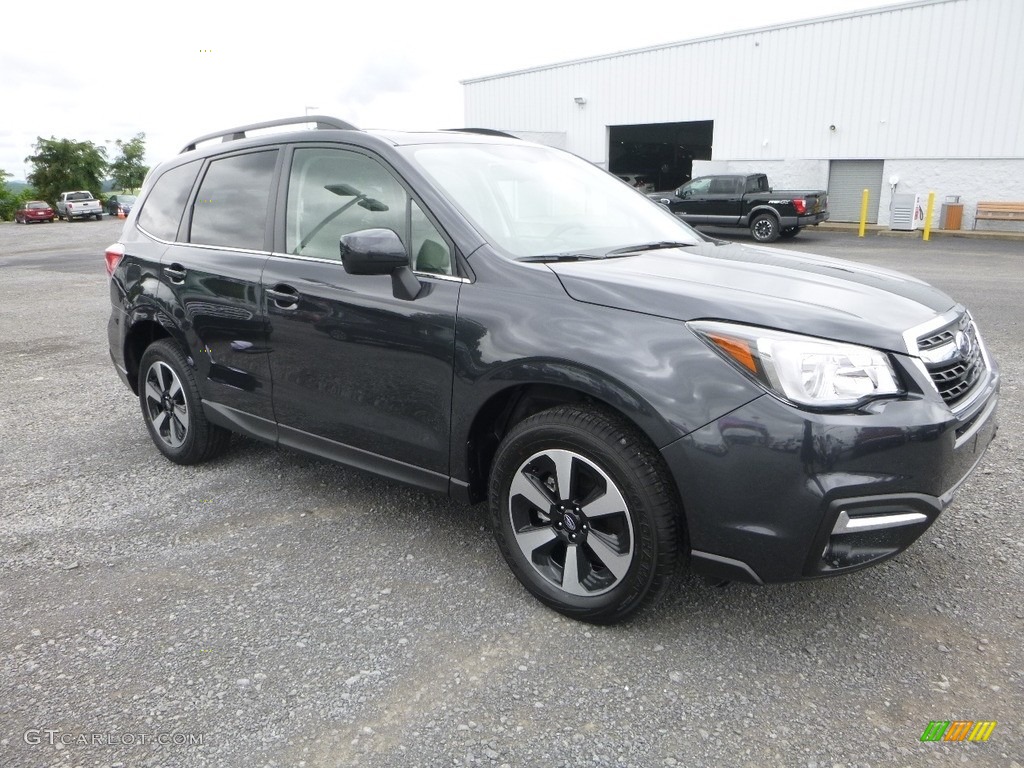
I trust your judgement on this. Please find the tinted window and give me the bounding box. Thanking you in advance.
[137,161,201,241]
[681,177,713,196]
[410,200,452,275]
[190,151,277,250]
[286,148,406,260]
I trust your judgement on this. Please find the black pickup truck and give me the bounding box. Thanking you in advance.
[651,173,829,243]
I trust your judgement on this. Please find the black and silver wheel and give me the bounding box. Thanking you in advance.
[750,213,780,242]
[138,339,229,465]
[780,226,802,239]
[489,405,682,624]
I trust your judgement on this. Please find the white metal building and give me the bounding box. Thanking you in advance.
[463,0,1024,229]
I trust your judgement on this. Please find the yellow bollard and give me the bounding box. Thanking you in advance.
[923,191,935,241]
[858,189,869,237]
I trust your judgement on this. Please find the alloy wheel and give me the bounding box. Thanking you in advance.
[507,448,635,597]
[143,361,189,449]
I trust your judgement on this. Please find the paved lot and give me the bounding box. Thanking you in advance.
[1,220,1021,767]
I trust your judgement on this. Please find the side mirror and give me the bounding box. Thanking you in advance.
[339,228,422,301]
[340,228,408,274]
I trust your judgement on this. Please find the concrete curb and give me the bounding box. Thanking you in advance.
[814,223,1024,241]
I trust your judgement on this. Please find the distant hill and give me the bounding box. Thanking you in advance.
[4,180,29,194]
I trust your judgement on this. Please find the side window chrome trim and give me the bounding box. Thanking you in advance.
[135,225,272,257]
[268,251,470,283]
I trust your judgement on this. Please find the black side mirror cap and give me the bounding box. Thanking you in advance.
[340,228,409,275]
[340,228,422,301]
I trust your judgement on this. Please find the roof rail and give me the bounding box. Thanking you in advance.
[445,128,521,139]
[180,115,359,153]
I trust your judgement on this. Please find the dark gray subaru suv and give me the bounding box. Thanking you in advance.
[106,116,999,624]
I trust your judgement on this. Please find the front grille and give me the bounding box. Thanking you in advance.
[918,315,986,408]
[918,329,954,351]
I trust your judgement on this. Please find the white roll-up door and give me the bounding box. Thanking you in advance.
[827,160,884,223]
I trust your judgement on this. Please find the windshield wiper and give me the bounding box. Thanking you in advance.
[605,241,695,256]
[519,253,608,263]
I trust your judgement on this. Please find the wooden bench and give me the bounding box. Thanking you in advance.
[973,201,1024,229]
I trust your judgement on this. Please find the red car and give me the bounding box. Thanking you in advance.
[15,201,55,224]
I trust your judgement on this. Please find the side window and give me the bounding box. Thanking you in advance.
[190,151,278,250]
[410,200,452,275]
[709,177,740,194]
[137,161,201,241]
[286,148,406,260]
[681,177,713,196]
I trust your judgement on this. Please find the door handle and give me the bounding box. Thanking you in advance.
[163,264,186,283]
[266,284,300,309]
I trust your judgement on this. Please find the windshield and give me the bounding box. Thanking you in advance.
[403,142,702,258]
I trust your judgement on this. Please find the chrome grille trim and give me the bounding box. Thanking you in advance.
[905,309,990,411]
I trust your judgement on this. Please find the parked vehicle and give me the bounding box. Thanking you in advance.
[106,194,137,217]
[652,173,829,242]
[106,116,999,624]
[57,191,103,221]
[14,201,55,224]
[615,173,655,194]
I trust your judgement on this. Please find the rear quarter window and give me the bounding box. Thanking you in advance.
[137,161,202,241]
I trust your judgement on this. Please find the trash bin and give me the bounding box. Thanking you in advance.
[940,195,963,230]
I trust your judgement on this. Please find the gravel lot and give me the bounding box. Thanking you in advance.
[1,219,1021,768]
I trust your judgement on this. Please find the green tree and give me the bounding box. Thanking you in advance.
[0,169,15,221]
[25,137,108,205]
[109,133,149,192]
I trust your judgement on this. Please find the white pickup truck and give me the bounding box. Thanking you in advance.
[57,191,103,221]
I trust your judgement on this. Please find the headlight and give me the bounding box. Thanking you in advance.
[690,321,903,408]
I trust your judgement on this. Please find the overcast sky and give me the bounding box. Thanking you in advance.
[1,0,898,181]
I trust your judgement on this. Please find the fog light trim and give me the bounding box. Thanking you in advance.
[832,509,929,535]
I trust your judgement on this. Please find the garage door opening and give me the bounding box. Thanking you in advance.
[608,120,714,192]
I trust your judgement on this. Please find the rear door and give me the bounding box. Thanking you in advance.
[704,176,744,225]
[261,145,460,487]
[157,149,279,432]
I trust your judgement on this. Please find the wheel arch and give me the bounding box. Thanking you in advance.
[747,204,781,223]
[122,314,180,394]
[459,366,678,505]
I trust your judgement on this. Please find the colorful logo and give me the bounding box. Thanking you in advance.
[920,721,997,742]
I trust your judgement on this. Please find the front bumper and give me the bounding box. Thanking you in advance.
[661,354,999,584]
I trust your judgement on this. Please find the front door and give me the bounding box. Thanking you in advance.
[263,146,460,487]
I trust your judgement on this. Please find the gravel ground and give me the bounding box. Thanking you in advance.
[0,220,1021,767]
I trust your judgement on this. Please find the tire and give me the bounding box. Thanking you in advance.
[95,213,102,221]
[488,405,682,624]
[750,213,780,242]
[138,339,230,465]
[780,226,802,239]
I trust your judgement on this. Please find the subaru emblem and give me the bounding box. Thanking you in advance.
[955,330,973,359]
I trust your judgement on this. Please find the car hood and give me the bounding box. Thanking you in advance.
[548,242,956,353]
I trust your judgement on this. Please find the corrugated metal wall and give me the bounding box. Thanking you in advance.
[464,0,1024,166]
